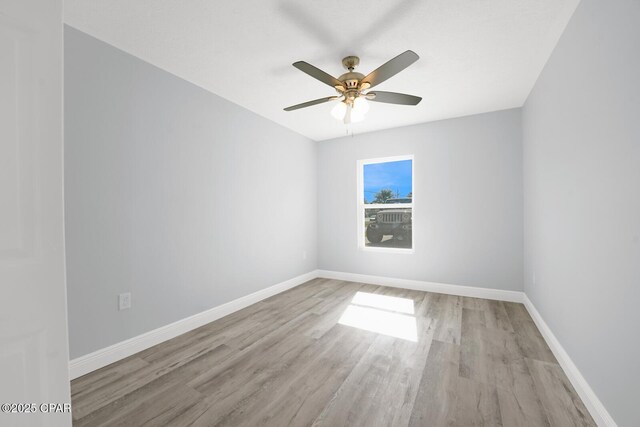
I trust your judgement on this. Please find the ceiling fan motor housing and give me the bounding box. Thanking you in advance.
[339,71,365,90]
[339,56,365,100]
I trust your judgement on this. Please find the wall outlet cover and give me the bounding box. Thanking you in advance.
[118,293,131,311]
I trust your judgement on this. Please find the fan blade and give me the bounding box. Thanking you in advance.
[293,61,344,88]
[284,96,338,111]
[361,50,419,88]
[368,91,422,105]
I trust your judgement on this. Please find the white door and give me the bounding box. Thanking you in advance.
[0,0,71,426]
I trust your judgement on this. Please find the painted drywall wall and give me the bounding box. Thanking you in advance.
[318,109,523,291]
[522,1,640,425]
[64,26,317,359]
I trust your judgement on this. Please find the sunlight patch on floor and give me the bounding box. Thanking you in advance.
[338,292,417,341]
[350,291,415,314]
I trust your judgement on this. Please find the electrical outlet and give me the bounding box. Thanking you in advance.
[302,250,307,260]
[118,292,131,311]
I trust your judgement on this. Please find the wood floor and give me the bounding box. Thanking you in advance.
[71,279,595,426]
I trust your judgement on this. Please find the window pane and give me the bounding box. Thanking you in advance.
[363,159,412,204]
[364,207,412,249]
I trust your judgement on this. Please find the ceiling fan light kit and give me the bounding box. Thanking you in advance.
[284,51,423,124]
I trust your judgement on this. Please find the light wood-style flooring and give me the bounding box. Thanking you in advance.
[71,278,595,426]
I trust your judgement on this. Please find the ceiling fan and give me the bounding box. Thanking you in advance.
[284,50,422,124]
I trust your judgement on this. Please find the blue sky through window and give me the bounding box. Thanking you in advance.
[363,159,412,203]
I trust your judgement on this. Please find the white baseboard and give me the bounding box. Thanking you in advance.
[69,270,320,380]
[523,295,617,427]
[69,269,616,427]
[317,270,525,303]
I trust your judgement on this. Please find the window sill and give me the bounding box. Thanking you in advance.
[359,246,415,255]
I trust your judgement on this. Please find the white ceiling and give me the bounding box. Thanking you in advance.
[64,0,579,141]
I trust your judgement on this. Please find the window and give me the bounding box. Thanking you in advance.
[357,155,414,252]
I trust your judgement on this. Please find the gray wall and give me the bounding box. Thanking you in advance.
[522,1,640,425]
[318,109,523,291]
[64,26,317,359]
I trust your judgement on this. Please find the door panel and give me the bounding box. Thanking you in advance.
[0,1,70,426]
[0,18,35,259]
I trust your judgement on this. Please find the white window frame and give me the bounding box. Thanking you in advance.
[357,155,415,254]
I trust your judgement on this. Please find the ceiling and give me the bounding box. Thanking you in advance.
[64,0,580,141]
